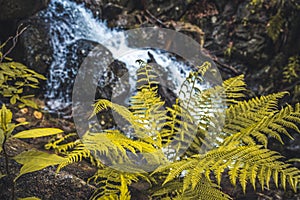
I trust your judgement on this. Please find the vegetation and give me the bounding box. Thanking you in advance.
[4,60,299,199]
[0,38,51,200]
[247,0,291,42]
[0,40,46,108]
[0,2,299,198]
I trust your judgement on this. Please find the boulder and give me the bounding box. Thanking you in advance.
[0,0,49,21]
[16,16,53,76]
[0,138,96,200]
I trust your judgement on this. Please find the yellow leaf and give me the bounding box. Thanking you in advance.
[20,108,28,114]
[16,118,27,123]
[13,128,63,139]
[13,150,67,180]
[18,197,41,200]
[0,104,13,126]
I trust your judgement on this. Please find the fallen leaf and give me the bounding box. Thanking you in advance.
[33,111,43,119]
[20,108,28,114]
[16,118,27,123]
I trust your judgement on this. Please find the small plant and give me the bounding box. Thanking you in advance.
[247,0,300,42]
[0,34,46,109]
[283,55,299,83]
[0,32,50,200]
[11,60,300,199]
[0,104,63,200]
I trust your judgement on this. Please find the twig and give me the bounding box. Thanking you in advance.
[212,57,239,75]
[281,80,300,91]
[145,9,167,28]
[0,24,28,63]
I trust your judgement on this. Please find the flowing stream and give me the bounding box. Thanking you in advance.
[39,0,210,113]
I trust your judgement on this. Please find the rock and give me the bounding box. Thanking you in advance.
[0,0,49,21]
[0,138,96,200]
[65,39,129,102]
[102,3,124,21]
[73,0,103,19]
[16,16,53,76]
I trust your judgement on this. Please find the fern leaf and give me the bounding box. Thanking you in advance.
[155,143,300,193]
[223,92,295,146]
[90,166,150,200]
[151,177,231,200]
[267,10,284,42]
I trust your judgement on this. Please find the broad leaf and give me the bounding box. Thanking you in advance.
[13,128,63,139]
[0,104,13,127]
[0,172,6,179]
[18,197,41,200]
[13,150,67,180]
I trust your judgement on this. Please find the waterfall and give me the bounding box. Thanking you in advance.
[39,0,206,112]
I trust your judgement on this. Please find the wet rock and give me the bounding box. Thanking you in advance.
[16,16,53,76]
[102,3,124,21]
[65,39,129,103]
[70,42,130,134]
[0,138,96,200]
[73,0,103,19]
[0,0,49,21]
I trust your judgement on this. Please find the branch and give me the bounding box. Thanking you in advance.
[0,24,28,63]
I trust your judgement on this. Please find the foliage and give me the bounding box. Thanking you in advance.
[10,60,300,199]
[266,10,284,42]
[247,0,298,42]
[13,149,67,181]
[283,55,299,83]
[18,197,41,200]
[0,43,46,108]
[0,104,28,177]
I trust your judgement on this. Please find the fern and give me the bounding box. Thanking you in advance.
[9,60,300,200]
[82,130,166,168]
[154,143,300,194]
[89,166,151,200]
[151,178,231,200]
[266,10,284,42]
[283,55,299,83]
[223,95,300,147]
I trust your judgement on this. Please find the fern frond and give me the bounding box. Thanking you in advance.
[267,10,284,42]
[91,99,136,125]
[224,102,300,147]
[154,143,300,193]
[223,92,286,134]
[82,130,166,168]
[90,166,151,200]
[283,55,299,83]
[220,74,247,103]
[44,133,79,153]
[181,75,247,152]
[151,178,231,200]
[135,61,160,90]
[56,143,98,172]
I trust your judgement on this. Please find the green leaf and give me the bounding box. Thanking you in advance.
[0,104,13,128]
[18,98,38,109]
[13,128,64,139]
[13,150,67,180]
[26,76,39,83]
[0,172,6,179]
[18,197,41,200]
[10,95,17,104]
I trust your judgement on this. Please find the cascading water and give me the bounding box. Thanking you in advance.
[36,0,225,164]
[39,0,209,113]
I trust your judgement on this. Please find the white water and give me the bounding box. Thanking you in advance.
[40,0,201,112]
